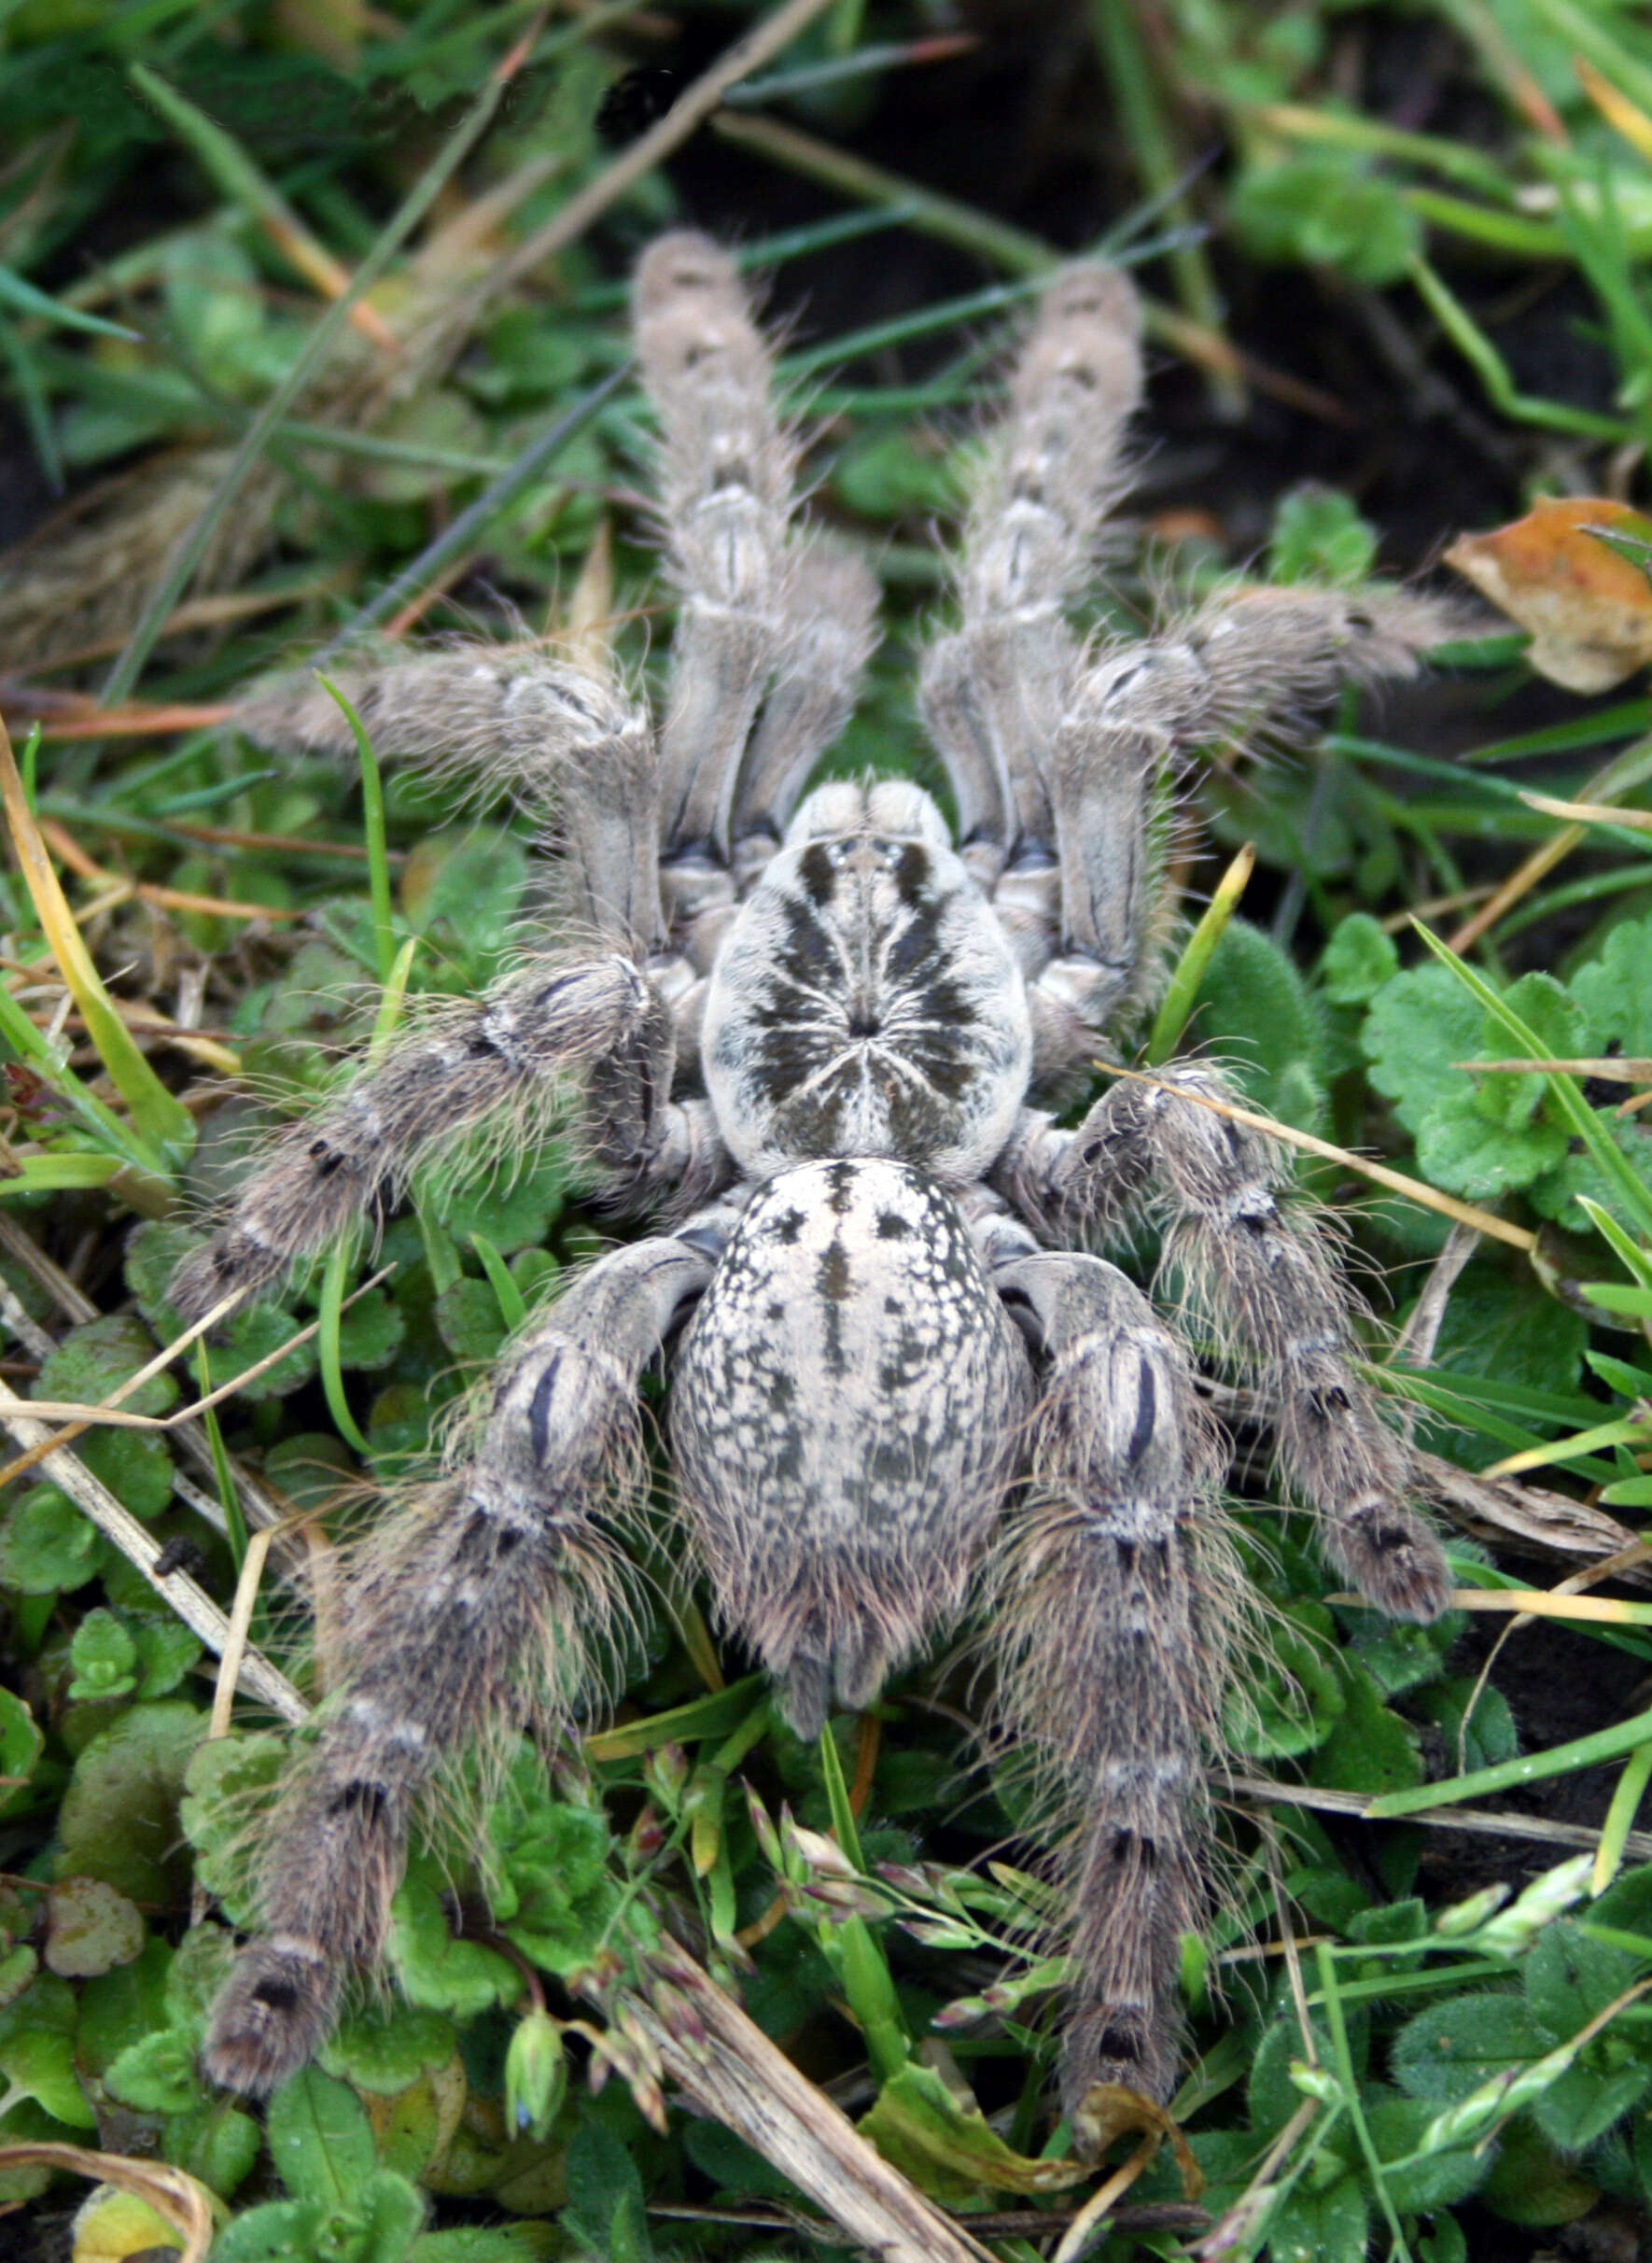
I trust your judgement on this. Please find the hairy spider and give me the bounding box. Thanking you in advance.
[175,232,1458,2116]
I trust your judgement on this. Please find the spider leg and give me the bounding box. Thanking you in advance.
[1001,1070,1452,1618]
[634,232,796,867]
[1031,584,1463,1084]
[238,660,666,951]
[169,955,710,1321]
[202,1228,718,2096]
[919,262,1144,882]
[727,538,880,891]
[988,1247,1225,2108]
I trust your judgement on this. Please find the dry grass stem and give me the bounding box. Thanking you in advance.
[0,1361,304,1722]
[0,2144,216,2261]
[630,1953,998,2263]
[1099,1065,1539,1249]
[1228,1772,1652,1862]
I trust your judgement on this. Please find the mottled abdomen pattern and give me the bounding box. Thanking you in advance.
[671,1159,1031,1736]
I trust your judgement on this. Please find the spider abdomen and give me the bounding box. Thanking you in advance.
[671,1157,1030,1736]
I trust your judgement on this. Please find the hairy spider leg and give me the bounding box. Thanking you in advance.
[725,540,881,893]
[635,236,880,996]
[235,662,662,942]
[202,1230,718,2095]
[989,1248,1227,2107]
[917,257,1461,1099]
[918,264,1144,893]
[169,956,702,1322]
[1030,583,1462,1086]
[1004,1063,1453,1621]
[635,232,796,873]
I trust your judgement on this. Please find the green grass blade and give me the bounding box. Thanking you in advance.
[0,264,141,340]
[0,720,194,1169]
[1366,1698,1652,1818]
[1086,0,1237,407]
[1575,1195,1652,1290]
[1315,1940,1413,2263]
[816,1722,909,2080]
[315,677,396,985]
[101,27,531,706]
[818,1712,866,1870]
[471,1232,527,1334]
[318,1238,370,1456]
[0,1149,175,1215]
[1409,255,1632,441]
[192,1342,248,1572]
[1147,842,1254,1064]
[584,1677,767,1764]
[1592,1741,1652,1893]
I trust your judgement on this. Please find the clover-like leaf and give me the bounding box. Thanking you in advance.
[1571,915,1652,1055]
[1470,973,1584,1132]
[432,1278,507,1364]
[1523,1918,1643,2040]
[1190,916,1326,1133]
[1362,964,1482,1135]
[1319,912,1399,1006]
[44,1875,144,1976]
[35,1313,178,1419]
[1393,1991,1542,2103]
[267,2064,377,2206]
[386,1876,517,2019]
[164,2098,263,2200]
[0,2025,96,2129]
[0,1689,43,1817]
[75,1935,171,2075]
[1232,155,1421,284]
[105,2025,204,2116]
[55,1700,203,1903]
[1267,2172,1370,2263]
[68,1607,140,1703]
[180,1731,286,1917]
[1415,1085,1568,1198]
[0,1484,105,1595]
[1364,2094,1487,2214]
[324,2004,458,2096]
[1226,1603,1345,1759]
[560,2116,654,2263]
[207,2198,329,2263]
[1477,2117,1599,2227]
[1269,486,1379,587]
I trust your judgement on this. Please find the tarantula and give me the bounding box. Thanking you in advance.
[175,232,1458,2117]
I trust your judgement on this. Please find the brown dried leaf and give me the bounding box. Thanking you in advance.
[1071,2082,1203,2192]
[1445,499,1652,692]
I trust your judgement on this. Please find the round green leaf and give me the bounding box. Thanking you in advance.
[44,1875,145,1976]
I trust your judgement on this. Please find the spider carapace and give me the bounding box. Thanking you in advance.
[174,232,1457,2121]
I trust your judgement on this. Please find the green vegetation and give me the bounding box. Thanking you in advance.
[5,2,1652,2257]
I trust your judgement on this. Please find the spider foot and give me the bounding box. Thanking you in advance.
[202,1939,340,2099]
[1335,1496,1455,1623]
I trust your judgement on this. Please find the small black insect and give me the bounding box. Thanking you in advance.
[596,65,681,146]
[152,1534,204,1581]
